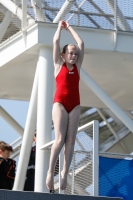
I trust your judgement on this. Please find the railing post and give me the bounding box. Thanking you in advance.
[59,147,64,194]
[93,120,99,196]
[114,0,117,49]
[71,153,75,194]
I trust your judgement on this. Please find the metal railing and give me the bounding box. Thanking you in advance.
[11,120,99,196]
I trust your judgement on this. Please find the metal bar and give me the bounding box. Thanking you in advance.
[0,8,21,29]
[10,137,22,147]
[67,0,86,22]
[105,0,132,31]
[74,2,101,28]
[41,5,133,21]
[0,11,11,42]
[97,108,129,153]
[71,153,75,194]
[30,0,46,22]
[97,109,118,139]
[126,111,133,120]
[92,120,99,196]
[59,147,64,194]
[53,0,76,23]
[88,0,114,26]
[0,106,24,136]
[22,0,27,29]
[13,60,39,190]
[35,47,53,193]
[113,0,117,49]
[0,0,34,25]
[43,0,57,17]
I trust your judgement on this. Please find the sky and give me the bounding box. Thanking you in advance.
[0,99,29,144]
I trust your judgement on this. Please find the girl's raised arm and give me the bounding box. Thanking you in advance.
[66,23,84,68]
[53,21,64,66]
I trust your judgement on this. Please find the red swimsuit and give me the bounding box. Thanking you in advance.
[54,63,80,113]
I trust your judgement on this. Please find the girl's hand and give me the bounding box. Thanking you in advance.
[58,21,66,30]
[58,21,69,30]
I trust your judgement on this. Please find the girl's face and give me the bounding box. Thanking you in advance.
[63,45,78,65]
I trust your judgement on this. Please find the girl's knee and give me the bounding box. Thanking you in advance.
[54,138,65,146]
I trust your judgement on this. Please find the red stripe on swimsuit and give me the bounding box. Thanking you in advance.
[54,63,80,113]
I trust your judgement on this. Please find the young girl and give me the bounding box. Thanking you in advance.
[46,21,84,191]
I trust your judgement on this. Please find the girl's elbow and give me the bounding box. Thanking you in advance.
[79,41,84,48]
[81,40,84,46]
[53,39,59,45]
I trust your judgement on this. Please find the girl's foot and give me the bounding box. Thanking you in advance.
[60,171,67,190]
[46,172,54,190]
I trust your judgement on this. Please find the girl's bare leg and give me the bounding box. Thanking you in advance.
[46,103,68,190]
[61,105,80,190]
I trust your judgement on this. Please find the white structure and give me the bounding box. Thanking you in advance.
[0,0,133,195]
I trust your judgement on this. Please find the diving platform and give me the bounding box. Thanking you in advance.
[0,190,123,200]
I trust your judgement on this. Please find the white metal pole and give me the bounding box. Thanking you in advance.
[30,0,46,22]
[113,0,117,49]
[71,153,75,194]
[93,120,99,196]
[80,68,133,132]
[105,0,131,31]
[67,0,86,22]
[53,0,76,23]
[0,106,24,136]
[13,63,39,190]
[22,0,27,29]
[0,11,11,43]
[96,108,129,153]
[35,47,54,192]
[59,147,64,194]
[0,0,34,25]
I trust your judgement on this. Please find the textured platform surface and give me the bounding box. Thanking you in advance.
[0,190,123,200]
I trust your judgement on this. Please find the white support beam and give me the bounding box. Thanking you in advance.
[53,0,76,23]
[96,108,129,153]
[67,0,86,22]
[0,0,34,25]
[105,0,132,31]
[30,0,46,22]
[80,68,133,133]
[35,47,53,193]
[103,108,123,127]
[93,120,99,196]
[0,11,12,43]
[59,148,64,194]
[0,9,21,30]
[0,106,24,136]
[13,63,38,190]
[22,0,27,46]
[22,0,27,29]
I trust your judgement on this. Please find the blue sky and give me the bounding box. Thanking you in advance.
[0,99,29,144]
